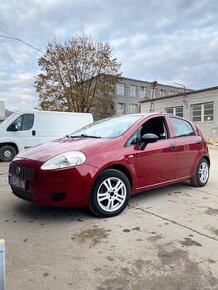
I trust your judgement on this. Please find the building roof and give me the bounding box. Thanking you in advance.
[140,85,218,103]
[119,76,189,90]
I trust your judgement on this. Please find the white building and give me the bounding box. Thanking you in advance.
[140,86,218,141]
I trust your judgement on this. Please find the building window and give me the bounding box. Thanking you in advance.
[159,89,166,97]
[116,83,125,96]
[166,106,183,117]
[116,103,126,114]
[169,91,176,95]
[129,85,137,97]
[192,102,214,122]
[129,104,138,114]
[139,86,146,99]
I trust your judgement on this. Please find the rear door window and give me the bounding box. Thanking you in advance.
[171,117,195,137]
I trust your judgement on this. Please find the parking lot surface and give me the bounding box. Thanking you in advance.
[0,146,218,290]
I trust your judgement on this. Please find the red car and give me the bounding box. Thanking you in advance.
[8,113,210,217]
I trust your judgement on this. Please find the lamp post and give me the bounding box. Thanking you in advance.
[174,82,185,93]
[174,82,188,108]
[150,80,157,112]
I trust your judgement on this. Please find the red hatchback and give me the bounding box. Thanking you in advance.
[8,113,210,217]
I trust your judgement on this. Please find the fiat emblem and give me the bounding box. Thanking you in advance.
[16,167,21,175]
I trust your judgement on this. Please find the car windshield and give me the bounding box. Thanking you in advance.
[70,115,142,138]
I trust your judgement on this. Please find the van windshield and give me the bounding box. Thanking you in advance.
[70,115,142,138]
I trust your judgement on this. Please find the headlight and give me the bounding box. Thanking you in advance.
[41,151,86,170]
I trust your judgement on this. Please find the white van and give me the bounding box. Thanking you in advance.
[0,110,93,162]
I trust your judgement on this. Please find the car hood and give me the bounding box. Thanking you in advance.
[15,137,112,163]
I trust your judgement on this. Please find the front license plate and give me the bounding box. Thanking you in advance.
[9,175,26,190]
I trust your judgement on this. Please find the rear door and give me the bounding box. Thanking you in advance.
[170,117,202,179]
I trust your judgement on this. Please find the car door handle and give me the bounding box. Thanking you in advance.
[169,144,176,149]
[32,130,36,136]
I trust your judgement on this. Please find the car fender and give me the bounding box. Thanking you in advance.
[88,159,136,194]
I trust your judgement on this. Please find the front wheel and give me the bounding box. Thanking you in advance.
[190,158,209,187]
[0,145,17,162]
[89,169,131,218]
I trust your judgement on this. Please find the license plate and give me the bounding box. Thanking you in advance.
[9,175,26,190]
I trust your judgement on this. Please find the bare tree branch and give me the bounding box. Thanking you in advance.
[35,35,121,118]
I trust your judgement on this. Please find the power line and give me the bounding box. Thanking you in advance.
[0,34,44,54]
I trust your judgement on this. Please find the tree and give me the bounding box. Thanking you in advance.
[34,35,121,119]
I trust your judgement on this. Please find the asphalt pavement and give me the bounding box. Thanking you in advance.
[0,146,218,290]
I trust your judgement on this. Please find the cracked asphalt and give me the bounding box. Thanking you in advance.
[0,146,218,290]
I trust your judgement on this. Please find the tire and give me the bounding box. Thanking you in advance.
[0,145,17,162]
[89,169,131,218]
[190,158,209,187]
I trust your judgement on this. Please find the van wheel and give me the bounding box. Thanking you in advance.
[0,145,17,162]
[88,169,131,218]
[190,158,209,187]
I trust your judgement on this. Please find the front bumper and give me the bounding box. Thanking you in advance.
[8,159,99,207]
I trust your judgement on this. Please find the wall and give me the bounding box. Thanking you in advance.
[114,77,184,115]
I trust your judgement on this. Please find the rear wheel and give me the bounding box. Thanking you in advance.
[0,145,17,162]
[190,158,209,187]
[89,169,131,218]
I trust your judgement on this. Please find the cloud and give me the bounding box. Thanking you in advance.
[0,72,37,111]
[0,0,218,110]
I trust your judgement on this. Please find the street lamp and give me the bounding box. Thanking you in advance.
[174,82,188,108]
[174,82,185,93]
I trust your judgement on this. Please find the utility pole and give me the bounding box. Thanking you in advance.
[150,80,157,112]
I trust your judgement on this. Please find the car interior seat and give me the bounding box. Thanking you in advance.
[141,118,165,140]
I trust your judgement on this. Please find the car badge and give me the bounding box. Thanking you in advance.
[16,167,21,175]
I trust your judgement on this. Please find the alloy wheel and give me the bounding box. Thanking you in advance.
[97,177,127,212]
[199,161,209,184]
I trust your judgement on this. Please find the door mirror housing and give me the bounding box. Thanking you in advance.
[139,133,158,150]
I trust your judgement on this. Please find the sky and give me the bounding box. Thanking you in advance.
[0,0,218,111]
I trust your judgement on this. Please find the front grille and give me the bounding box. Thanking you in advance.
[9,163,35,181]
[11,187,33,201]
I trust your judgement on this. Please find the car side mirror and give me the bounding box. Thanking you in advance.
[139,133,158,150]
[7,123,19,132]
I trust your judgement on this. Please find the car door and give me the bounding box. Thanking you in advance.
[170,117,202,179]
[127,116,178,191]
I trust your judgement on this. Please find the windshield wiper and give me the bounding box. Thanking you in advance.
[67,134,101,139]
[80,134,101,139]
[66,135,81,138]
